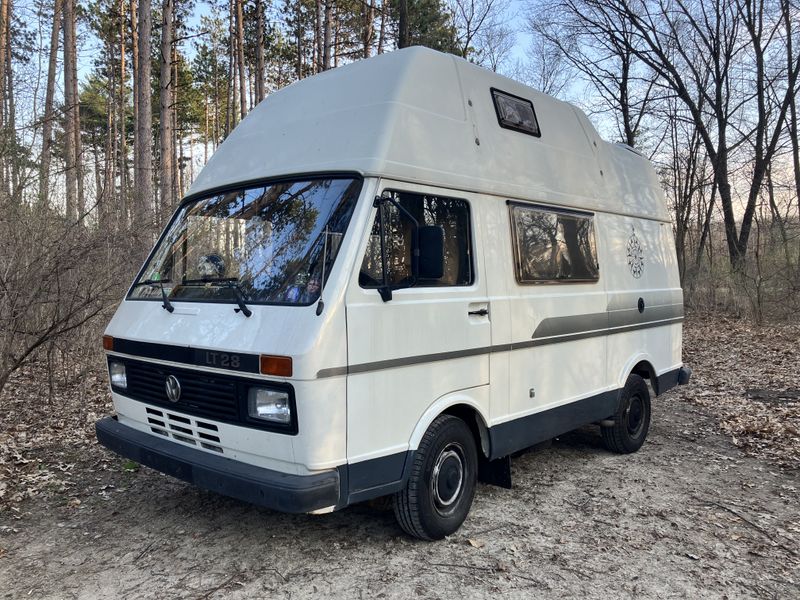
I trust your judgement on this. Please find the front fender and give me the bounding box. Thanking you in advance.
[406,385,491,456]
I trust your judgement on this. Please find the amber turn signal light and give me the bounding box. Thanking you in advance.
[260,355,292,377]
[102,335,114,351]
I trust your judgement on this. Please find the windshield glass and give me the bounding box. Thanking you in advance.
[129,177,362,306]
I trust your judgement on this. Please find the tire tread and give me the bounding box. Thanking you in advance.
[601,374,651,454]
[393,415,467,540]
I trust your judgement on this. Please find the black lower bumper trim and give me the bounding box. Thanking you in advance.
[655,365,691,395]
[95,417,339,513]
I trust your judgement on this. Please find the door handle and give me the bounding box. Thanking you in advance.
[468,308,489,317]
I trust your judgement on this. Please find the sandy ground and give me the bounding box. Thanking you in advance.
[1,387,798,599]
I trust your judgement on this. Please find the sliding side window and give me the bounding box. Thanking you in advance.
[509,202,599,283]
[360,191,474,289]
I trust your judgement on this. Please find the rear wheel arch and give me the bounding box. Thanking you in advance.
[618,355,659,396]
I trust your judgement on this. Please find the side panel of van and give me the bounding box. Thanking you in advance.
[496,201,610,457]
[600,212,683,390]
[342,180,492,501]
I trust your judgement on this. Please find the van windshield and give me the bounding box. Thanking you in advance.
[129,177,362,306]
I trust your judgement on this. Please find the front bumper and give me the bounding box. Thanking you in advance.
[95,416,340,513]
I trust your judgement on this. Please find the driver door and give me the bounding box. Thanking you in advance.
[343,182,491,493]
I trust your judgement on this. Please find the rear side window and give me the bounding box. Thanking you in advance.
[360,191,474,288]
[509,202,599,283]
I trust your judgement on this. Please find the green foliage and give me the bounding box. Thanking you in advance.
[388,0,459,54]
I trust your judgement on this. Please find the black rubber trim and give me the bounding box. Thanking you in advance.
[656,366,690,396]
[95,417,338,513]
[488,390,620,459]
[110,338,260,374]
[345,451,412,504]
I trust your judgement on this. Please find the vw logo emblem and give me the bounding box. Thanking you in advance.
[165,375,181,403]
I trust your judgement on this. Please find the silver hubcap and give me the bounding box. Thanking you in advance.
[431,443,465,515]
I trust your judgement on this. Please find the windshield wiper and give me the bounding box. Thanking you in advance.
[179,278,252,318]
[132,278,174,313]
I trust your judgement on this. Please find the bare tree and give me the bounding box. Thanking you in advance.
[134,0,154,228]
[449,0,511,63]
[398,0,409,48]
[255,0,265,102]
[63,0,80,221]
[362,0,375,58]
[39,0,63,209]
[235,0,246,118]
[526,0,655,148]
[323,0,332,70]
[159,0,175,209]
[517,31,570,94]
[579,0,800,268]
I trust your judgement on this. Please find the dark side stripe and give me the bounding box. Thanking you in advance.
[317,307,683,378]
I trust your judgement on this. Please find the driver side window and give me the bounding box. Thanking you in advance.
[359,190,474,288]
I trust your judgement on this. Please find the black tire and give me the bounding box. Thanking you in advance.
[393,415,478,540]
[601,374,651,453]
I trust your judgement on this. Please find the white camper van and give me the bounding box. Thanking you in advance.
[96,47,690,540]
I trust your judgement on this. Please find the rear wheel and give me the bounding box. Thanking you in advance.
[393,415,477,540]
[601,374,651,453]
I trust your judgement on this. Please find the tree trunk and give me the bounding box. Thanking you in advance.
[0,0,6,196]
[204,94,209,163]
[398,0,409,48]
[784,0,800,237]
[322,0,332,70]
[39,0,62,209]
[377,0,386,54]
[4,0,18,198]
[119,0,128,219]
[314,0,322,72]
[63,0,78,221]
[134,0,154,227]
[363,0,374,58]
[225,0,235,134]
[159,0,174,210]
[131,0,139,215]
[295,11,303,80]
[102,36,115,225]
[235,0,246,119]
[255,0,265,102]
[172,55,180,202]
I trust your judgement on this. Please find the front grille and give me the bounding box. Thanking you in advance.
[124,359,239,421]
[146,406,224,453]
[109,356,298,434]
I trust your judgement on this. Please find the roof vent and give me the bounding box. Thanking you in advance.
[491,88,541,137]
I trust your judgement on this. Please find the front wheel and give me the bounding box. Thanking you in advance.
[393,415,478,540]
[601,374,651,453]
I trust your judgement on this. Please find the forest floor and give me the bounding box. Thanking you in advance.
[1,315,799,599]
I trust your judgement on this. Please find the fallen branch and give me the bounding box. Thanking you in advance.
[693,496,799,557]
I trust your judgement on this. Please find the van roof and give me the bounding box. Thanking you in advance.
[188,47,670,222]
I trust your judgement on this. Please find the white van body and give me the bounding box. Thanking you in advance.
[97,47,689,538]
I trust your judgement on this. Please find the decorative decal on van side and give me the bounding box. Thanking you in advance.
[627,231,644,279]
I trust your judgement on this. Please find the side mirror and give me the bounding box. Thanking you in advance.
[418,225,444,280]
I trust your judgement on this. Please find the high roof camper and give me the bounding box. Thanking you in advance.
[96,47,691,540]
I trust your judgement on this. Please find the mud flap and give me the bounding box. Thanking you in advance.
[478,455,512,489]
